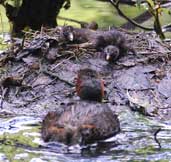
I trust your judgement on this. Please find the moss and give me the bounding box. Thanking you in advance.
[135,146,156,155]
[0,144,41,162]
[0,131,39,148]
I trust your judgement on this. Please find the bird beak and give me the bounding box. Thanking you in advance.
[106,54,110,61]
[68,32,74,41]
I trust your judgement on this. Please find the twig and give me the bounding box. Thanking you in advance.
[51,55,74,70]
[154,128,162,150]
[137,51,171,55]
[0,87,8,109]
[152,3,165,39]
[16,95,42,108]
[21,35,25,49]
[121,10,152,30]
[40,64,74,87]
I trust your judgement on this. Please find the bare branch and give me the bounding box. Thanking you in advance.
[108,0,154,31]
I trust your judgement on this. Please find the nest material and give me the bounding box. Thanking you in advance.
[0,27,171,119]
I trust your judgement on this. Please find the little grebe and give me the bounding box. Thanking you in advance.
[76,68,104,102]
[104,45,120,62]
[42,102,120,145]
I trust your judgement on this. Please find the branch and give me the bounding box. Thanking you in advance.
[108,0,154,31]
[153,4,165,39]
[162,23,171,32]
[96,0,136,6]
[40,64,74,87]
[121,10,152,29]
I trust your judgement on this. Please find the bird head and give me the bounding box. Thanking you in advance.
[104,45,120,62]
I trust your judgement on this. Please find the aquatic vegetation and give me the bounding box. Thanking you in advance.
[0,117,41,162]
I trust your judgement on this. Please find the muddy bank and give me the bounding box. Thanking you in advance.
[0,27,171,122]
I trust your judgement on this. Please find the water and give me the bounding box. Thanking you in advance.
[1,1,171,162]
[0,108,171,162]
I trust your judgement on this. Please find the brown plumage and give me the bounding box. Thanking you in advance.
[76,68,104,102]
[41,102,120,145]
[60,26,135,54]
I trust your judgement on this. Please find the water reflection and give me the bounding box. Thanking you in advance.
[0,109,171,161]
[0,116,41,134]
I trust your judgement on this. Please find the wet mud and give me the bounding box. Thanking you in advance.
[0,27,171,161]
